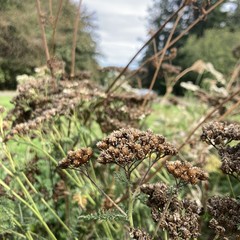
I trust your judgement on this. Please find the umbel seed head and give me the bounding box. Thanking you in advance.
[58,147,93,169]
[97,128,177,167]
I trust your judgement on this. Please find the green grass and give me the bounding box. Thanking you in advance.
[145,97,207,141]
[0,95,13,110]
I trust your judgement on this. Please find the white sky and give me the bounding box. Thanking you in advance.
[83,0,150,67]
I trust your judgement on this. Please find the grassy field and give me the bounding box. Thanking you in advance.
[0,95,13,110]
[1,91,240,239]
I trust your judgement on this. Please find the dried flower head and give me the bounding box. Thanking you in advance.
[129,228,151,240]
[96,93,154,133]
[141,183,201,240]
[58,147,93,169]
[97,128,177,167]
[208,196,240,238]
[201,121,240,178]
[53,180,68,202]
[4,78,102,140]
[166,160,208,184]
[201,121,240,146]
[219,144,240,176]
[0,105,5,114]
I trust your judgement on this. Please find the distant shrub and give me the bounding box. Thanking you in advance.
[180,29,240,75]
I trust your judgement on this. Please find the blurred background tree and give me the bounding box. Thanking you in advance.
[180,28,240,75]
[0,0,99,89]
[140,0,240,94]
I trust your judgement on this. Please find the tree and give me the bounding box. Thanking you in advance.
[0,0,98,89]
[139,0,238,94]
[179,28,240,75]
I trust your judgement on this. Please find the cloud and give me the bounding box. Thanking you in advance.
[83,0,149,67]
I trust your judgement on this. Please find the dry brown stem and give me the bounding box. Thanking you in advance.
[51,0,63,55]
[142,13,182,108]
[226,61,240,91]
[105,4,185,94]
[218,98,240,121]
[111,0,226,93]
[36,0,50,62]
[70,0,83,78]
[49,0,53,19]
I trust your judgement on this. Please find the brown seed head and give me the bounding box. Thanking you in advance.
[166,160,208,184]
[58,147,93,169]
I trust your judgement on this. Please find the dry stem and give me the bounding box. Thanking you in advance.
[142,12,182,108]
[36,0,50,62]
[51,0,63,54]
[227,61,240,91]
[70,0,83,78]
[111,0,226,93]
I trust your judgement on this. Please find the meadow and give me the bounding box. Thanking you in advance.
[0,0,240,239]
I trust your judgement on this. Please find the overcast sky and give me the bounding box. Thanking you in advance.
[83,0,150,67]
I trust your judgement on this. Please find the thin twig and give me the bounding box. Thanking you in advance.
[142,12,182,108]
[151,189,175,240]
[83,170,127,217]
[110,0,226,93]
[218,97,240,121]
[49,0,53,19]
[51,0,63,55]
[226,60,240,91]
[36,0,50,62]
[105,4,185,94]
[70,0,83,78]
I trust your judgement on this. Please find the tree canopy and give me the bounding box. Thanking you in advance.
[139,0,240,94]
[0,0,98,89]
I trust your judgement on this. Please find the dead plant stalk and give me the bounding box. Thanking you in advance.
[51,0,63,54]
[71,0,83,78]
[142,12,182,108]
[36,0,50,62]
[106,4,185,94]
[111,0,226,93]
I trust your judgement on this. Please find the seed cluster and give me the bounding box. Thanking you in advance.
[166,160,208,184]
[201,121,240,146]
[219,144,240,176]
[208,196,240,238]
[4,76,155,140]
[141,183,201,240]
[96,93,153,133]
[58,147,93,169]
[97,128,177,166]
[201,121,240,178]
[129,228,151,240]
[4,109,58,141]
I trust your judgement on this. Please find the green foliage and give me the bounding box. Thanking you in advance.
[179,28,240,75]
[140,0,240,94]
[0,197,16,234]
[78,209,126,221]
[0,0,98,89]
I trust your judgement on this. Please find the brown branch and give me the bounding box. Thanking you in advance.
[226,61,240,91]
[110,0,226,93]
[105,4,185,93]
[142,12,182,108]
[36,0,50,62]
[49,0,53,20]
[70,0,83,78]
[218,97,240,121]
[51,0,63,55]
